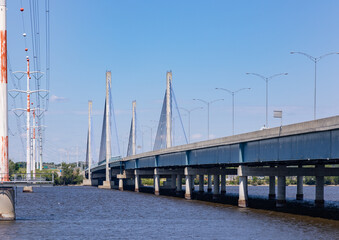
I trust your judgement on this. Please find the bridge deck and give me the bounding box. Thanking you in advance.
[89,116,339,173]
[120,116,339,169]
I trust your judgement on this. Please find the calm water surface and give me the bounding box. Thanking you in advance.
[0,186,338,239]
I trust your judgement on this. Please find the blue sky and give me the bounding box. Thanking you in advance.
[7,0,339,163]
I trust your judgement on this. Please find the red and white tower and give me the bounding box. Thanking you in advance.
[26,57,31,179]
[0,0,8,182]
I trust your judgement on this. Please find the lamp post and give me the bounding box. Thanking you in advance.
[215,87,250,135]
[290,52,339,120]
[180,107,203,143]
[246,72,288,128]
[193,98,224,140]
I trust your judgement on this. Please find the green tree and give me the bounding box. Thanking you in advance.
[8,159,20,176]
[54,162,83,185]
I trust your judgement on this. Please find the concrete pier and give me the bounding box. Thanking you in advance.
[99,180,114,189]
[238,176,248,207]
[207,175,212,192]
[315,176,324,207]
[213,174,219,199]
[119,179,124,191]
[269,176,276,199]
[220,174,226,195]
[199,175,204,193]
[135,170,140,192]
[83,179,98,186]
[276,176,286,207]
[0,187,15,221]
[154,168,160,196]
[185,174,192,200]
[176,174,182,193]
[23,186,33,193]
[315,165,325,207]
[171,174,176,190]
[296,176,303,200]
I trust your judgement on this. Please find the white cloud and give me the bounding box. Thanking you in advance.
[50,95,68,103]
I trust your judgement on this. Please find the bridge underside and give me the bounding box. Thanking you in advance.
[86,116,339,208]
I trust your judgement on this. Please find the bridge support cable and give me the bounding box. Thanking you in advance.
[153,92,168,151]
[85,131,89,169]
[154,72,172,150]
[171,87,188,144]
[87,101,92,179]
[109,78,120,157]
[153,71,188,151]
[98,100,107,163]
[127,101,137,156]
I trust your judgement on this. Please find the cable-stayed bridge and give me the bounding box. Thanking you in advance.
[83,70,339,209]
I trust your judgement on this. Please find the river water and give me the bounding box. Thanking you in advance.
[0,186,338,239]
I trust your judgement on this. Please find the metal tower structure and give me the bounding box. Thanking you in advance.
[0,0,8,181]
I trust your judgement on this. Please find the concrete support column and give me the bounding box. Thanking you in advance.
[176,174,182,192]
[315,176,324,207]
[184,167,192,200]
[119,178,124,191]
[213,174,219,199]
[276,175,286,207]
[154,168,160,196]
[315,164,325,207]
[191,175,195,191]
[238,176,248,207]
[269,176,276,199]
[171,174,176,190]
[135,170,140,192]
[199,174,204,193]
[296,176,303,200]
[185,175,192,200]
[207,175,212,192]
[220,174,226,195]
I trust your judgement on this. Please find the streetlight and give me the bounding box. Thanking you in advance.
[193,98,224,140]
[180,107,203,143]
[215,87,250,135]
[246,72,288,128]
[290,51,339,120]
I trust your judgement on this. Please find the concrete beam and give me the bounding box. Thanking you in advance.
[134,168,184,176]
[185,167,237,176]
[111,169,121,175]
[122,116,339,162]
[92,173,105,179]
[117,170,134,179]
[238,166,339,177]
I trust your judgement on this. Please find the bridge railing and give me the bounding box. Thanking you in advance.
[0,173,54,184]
[85,156,122,171]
